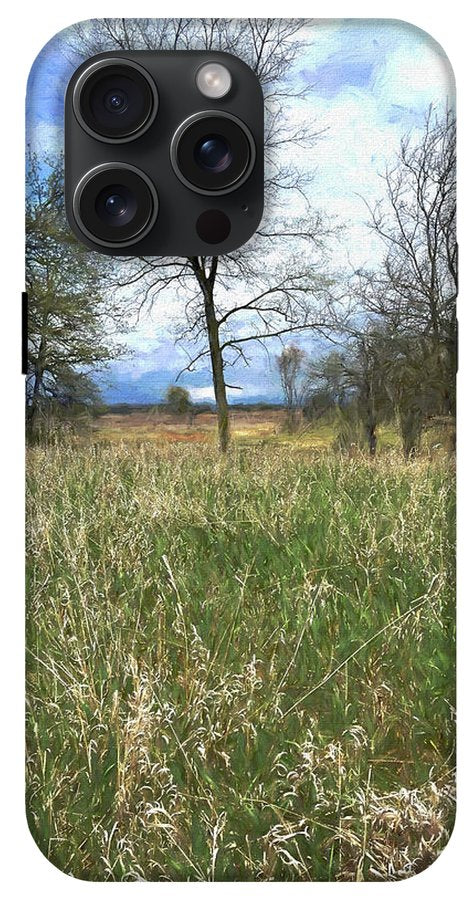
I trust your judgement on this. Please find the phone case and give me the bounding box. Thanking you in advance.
[25,18,456,881]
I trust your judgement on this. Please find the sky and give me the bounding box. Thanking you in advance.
[26,19,455,405]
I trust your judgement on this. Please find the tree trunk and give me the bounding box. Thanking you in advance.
[190,257,230,453]
[27,333,46,438]
[286,407,299,433]
[361,380,377,457]
[399,405,422,459]
[205,298,230,452]
[366,421,377,457]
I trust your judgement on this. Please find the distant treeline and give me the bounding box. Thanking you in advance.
[100,401,284,416]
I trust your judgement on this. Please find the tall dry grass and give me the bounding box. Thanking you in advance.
[26,443,455,880]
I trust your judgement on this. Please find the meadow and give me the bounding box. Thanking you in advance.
[89,406,402,450]
[26,424,456,880]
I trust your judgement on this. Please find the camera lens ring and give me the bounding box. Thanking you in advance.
[72,163,159,248]
[72,58,159,143]
[170,110,256,196]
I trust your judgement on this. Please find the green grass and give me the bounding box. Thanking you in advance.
[26,442,456,881]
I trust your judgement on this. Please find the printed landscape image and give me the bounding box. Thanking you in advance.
[26,19,456,881]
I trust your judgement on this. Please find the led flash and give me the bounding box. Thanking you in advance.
[196,63,232,100]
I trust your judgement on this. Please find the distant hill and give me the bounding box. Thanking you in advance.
[95,360,284,407]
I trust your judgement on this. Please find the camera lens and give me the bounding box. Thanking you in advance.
[104,193,127,216]
[104,89,128,113]
[96,187,137,226]
[171,111,255,195]
[194,136,233,173]
[73,164,159,248]
[73,59,159,142]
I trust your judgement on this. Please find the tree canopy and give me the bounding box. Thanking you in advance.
[26,154,124,436]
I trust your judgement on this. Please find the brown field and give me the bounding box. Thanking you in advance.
[94,407,291,445]
[90,406,408,452]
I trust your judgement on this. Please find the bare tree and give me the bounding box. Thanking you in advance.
[356,106,457,421]
[372,329,446,457]
[67,19,336,451]
[277,344,308,431]
[307,327,391,456]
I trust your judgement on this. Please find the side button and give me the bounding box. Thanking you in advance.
[455,317,458,373]
[22,291,28,375]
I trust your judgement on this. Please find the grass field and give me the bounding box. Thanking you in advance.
[90,407,401,450]
[26,432,456,880]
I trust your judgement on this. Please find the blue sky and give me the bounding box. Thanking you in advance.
[26,19,455,405]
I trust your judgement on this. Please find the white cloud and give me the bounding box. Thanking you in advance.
[27,122,63,154]
[373,26,455,116]
[188,386,215,402]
